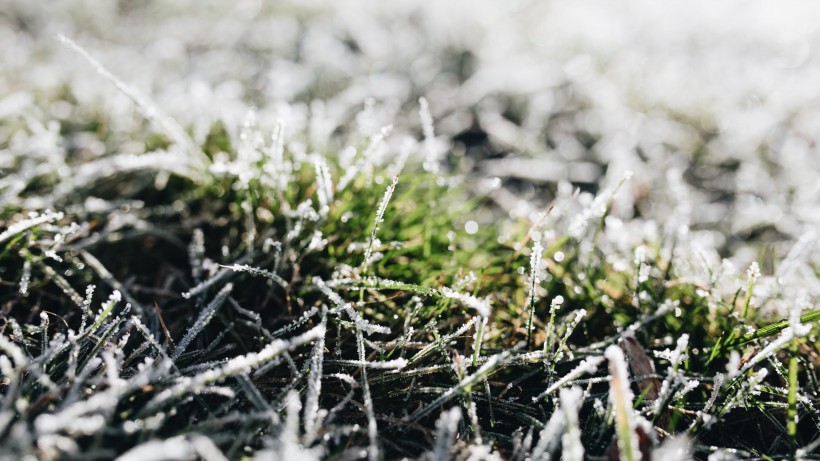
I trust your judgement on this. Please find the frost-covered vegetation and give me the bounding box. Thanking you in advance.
[1,1,819,460]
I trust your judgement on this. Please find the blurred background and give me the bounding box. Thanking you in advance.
[2,0,819,272]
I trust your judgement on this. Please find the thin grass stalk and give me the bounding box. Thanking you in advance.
[526,241,543,348]
[606,345,639,461]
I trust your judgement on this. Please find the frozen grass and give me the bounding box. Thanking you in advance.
[2,1,820,460]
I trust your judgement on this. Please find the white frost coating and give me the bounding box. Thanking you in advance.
[687,373,724,432]
[189,229,205,281]
[181,265,235,299]
[411,316,479,364]
[654,333,690,416]
[551,296,565,309]
[471,315,489,363]
[267,120,287,190]
[117,435,228,461]
[568,171,632,239]
[746,261,761,282]
[193,325,325,386]
[738,322,811,376]
[173,283,233,359]
[18,260,31,296]
[363,175,398,271]
[57,35,208,173]
[419,97,440,174]
[669,334,690,370]
[58,152,203,194]
[0,357,16,390]
[530,241,544,277]
[329,373,358,387]
[282,391,304,458]
[221,264,288,288]
[131,315,171,357]
[87,290,122,333]
[190,436,230,461]
[356,327,380,461]
[35,392,118,435]
[117,437,192,461]
[303,312,327,444]
[671,379,700,401]
[726,351,741,379]
[336,124,392,191]
[543,295,565,354]
[526,240,544,340]
[606,344,641,461]
[312,154,334,216]
[329,358,408,369]
[424,407,462,461]
[531,407,565,461]
[374,176,398,232]
[102,350,125,390]
[81,284,95,324]
[410,351,511,422]
[652,436,691,461]
[560,387,585,461]
[776,230,816,282]
[534,356,604,400]
[706,373,725,411]
[0,334,27,368]
[553,309,587,362]
[314,277,391,335]
[147,324,326,412]
[439,287,491,318]
[0,210,64,244]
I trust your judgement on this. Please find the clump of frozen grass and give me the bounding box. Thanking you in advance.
[719,368,770,418]
[409,350,512,423]
[314,277,391,335]
[56,35,209,181]
[2,6,818,458]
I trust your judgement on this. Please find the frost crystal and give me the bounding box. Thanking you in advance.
[363,176,398,271]
[560,387,585,461]
[173,283,233,360]
[439,287,491,318]
[606,345,641,461]
[424,407,462,461]
[0,210,64,244]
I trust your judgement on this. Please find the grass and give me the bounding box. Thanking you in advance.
[2,111,817,458]
[1,8,819,461]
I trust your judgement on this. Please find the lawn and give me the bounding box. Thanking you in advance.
[1,2,819,460]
